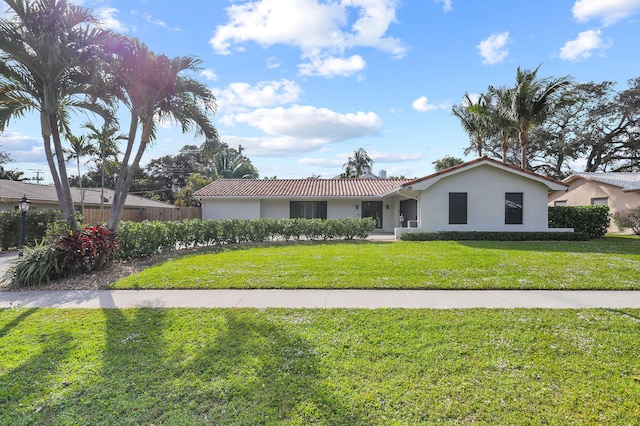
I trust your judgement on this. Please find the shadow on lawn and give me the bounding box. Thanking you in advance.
[0,319,73,424]
[60,309,354,424]
[455,236,640,255]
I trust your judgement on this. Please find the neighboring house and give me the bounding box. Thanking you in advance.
[194,157,571,236]
[548,172,640,233]
[0,179,175,211]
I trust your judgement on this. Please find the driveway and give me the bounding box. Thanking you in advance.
[0,251,18,280]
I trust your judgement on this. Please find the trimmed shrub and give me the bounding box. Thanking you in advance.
[114,218,377,260]
[548,206,610,238]
[398,231,589,241]
[612,207,640,235]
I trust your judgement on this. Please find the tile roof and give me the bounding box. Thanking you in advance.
[567,172,640,192]
[193,178,412,198]
[0,180,175,208]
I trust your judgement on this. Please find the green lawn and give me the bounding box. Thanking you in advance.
[112,236,640,290]
[1,308,639,425]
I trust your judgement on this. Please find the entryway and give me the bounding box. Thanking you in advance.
[361,201,383,229]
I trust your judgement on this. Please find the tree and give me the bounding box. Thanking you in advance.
[579,78,640,172]
[0,0,113,230]
[432,156,463,171]
[480,86,519,162]
[452,93,490,157]
[103,38,219,231]
[173,173,212,207]
[83,121,126,209]
[64,134,94,215]
[342,148,374,178]
[212,144,259,179]
[508,65,572,169]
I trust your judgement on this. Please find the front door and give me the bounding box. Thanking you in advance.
[361,201,383,229]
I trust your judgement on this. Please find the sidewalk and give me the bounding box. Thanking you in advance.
[2,289,640,309]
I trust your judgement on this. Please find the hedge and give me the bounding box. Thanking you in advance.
[398,231,589,241]
[114,217,377,260]
[548,205,610,238]
[0,210,62,251]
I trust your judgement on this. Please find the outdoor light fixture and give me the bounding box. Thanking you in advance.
[386,204,389,210]
[355,204,359,210]
[18,194,30,256]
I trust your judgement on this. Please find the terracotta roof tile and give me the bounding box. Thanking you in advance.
[193,178,412,198]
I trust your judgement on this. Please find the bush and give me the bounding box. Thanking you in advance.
[548,206,610,238]
[398,231,589,241]
[2,245,65,287]
[114,218,377,260]
[55,225,118,273]
[612,207,640,235]
[0,209,62,250]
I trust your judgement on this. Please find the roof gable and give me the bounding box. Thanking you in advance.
[193,178,412,198]
[565,172,640,192]
[403,156,567,191]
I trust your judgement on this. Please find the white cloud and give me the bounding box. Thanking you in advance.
[142,12,181,31]
[411,96,448,112]
[572,0,640,26]
[200,69,218,81]
[436,0,453,12]
[0,131,45,162]
[266,57,281,69]
[298,55,366,77]
[559,29,610,61]
[210,0,406,78]
[477,32,510,65]
[221,105,383,144]
[96,7,128,32]
[216,79,302,111]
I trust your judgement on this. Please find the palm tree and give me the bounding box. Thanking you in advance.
[83,121,126,209]
[64,134,95,215]
[343,148,374,178]
[0,0,113,230]
[451,93,491,157]
[483,86,519,162]
[104,38,219,231]
[213,145,258,179]
[509,66,572,168]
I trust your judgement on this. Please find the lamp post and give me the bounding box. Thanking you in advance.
[17,194,30,257]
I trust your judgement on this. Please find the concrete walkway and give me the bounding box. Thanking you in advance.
[2,289,640,309]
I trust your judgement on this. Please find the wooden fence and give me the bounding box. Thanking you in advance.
[82,207,201,225]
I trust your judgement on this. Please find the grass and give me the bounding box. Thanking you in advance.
[111,235,640,290]
[1,308,639,425]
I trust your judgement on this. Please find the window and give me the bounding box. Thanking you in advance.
[554,200,567,206]
[449,193,467,224]
[505,193,523,224]
[591,197,608,206]
[290,201,327,219]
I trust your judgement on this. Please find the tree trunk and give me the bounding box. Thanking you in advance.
[49,114,79,231]
[519,130,529,169]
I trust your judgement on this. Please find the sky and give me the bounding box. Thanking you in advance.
[1,0,640,184]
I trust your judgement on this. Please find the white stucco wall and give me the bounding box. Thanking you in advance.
[415,165,553,232]
[201,199,261,220]
[200,197,401,231]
